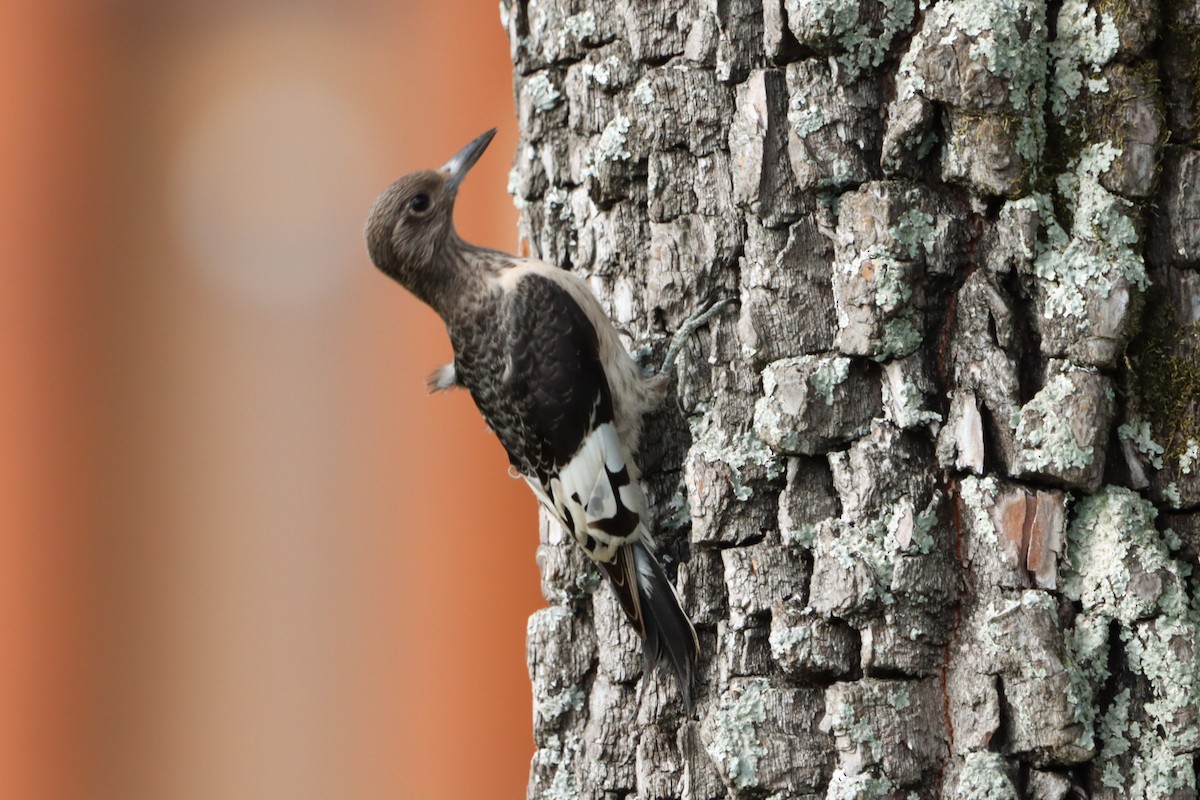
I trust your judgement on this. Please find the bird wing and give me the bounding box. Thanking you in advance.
[498,271,648,563]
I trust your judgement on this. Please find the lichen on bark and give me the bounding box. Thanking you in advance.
[502,0,1200,797]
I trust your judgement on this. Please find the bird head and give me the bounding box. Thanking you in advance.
[364,128,496,306]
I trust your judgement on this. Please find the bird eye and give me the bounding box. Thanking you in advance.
[408,193,431,214]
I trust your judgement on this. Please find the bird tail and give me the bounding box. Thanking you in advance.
[601,541,699,710]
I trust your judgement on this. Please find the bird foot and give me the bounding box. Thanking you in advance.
[657,298,733,378]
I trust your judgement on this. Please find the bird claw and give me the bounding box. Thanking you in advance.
[658,297,733,378]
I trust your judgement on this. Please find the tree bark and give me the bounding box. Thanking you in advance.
[502,0,1200,798]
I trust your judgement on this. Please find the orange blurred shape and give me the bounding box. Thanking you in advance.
[0,4,103,800]
[0,2,539,800]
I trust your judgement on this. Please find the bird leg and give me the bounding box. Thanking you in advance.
[657,298,732,378]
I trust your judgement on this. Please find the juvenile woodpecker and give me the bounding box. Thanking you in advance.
[365,129,710,709]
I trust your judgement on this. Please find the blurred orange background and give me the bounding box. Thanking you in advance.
[0,2,540,799]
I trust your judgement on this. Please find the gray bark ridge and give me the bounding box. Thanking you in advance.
[505,0,1200,798]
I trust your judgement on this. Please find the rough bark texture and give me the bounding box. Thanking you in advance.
[502,1,1200,798]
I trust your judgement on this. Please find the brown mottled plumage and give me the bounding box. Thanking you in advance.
[365,129,700,710]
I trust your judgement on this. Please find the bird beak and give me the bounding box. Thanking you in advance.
[442,128,497,191]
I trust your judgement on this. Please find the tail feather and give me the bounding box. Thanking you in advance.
[600,542,699,710]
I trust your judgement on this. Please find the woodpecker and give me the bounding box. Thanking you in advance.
[365,129,719,710]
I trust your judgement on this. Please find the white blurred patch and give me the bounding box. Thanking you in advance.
[171,68,375,311]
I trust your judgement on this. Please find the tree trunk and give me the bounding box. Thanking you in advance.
[501,0,1200,798]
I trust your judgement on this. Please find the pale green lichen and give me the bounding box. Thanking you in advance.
[826,698,886,762]
[959,475,999,549]
[562,11,595,40]
[885,495,938,555]
[661,480,693,533]
[884,371,942,429]
[540,564,600,604]
[873,256,915,313]
[977,609,1013,665]
[1180,439,1200,474]
[1163,526,1183,553]
[820,517,897,606]
[1105,594,1200,797]
[886,685,911,711]
[1118,418,1166,470]
[543,186,572,221]
[787,0,915,80]
[523,72,562,112]
[581,115,634,180]
[1061,614,1103,750]
[891,209,936,261]
[1126,593,1200,756]
[812,149,866,189]
[580,56,621,88]
[1015,373,1095,473]
[1058,146,1138,250]
[1050,0,1119,116]
[1060,488,1200,799]
[690,405,783,501]
[1065,611,1110,688]
[878,314,923,360]
[706,680,768,789]
[895,0,1047,163]
[984,595,1087,721]
[631,78,655,106]
[1061,488,1168,623]
[1097,688,1131,789]
[534,732,583,800]
[967,0,1048,161]
[810,356,852,406]
[957,752,1019,800]
[1031,144,1147,326]
[1005,193,1041,226]
[769,616,851,674]
[530,6,596,59]
[840,0,916,79]
[1162,482,1182,507]
[817,493,941,608]
[535,684,585,725]
[769,620,810,648]
[825,768,895,800]
[1014,111,1046,164]
[593,115,631,162]
[788,87,830,138]
[934,0,1048,112]
[783,520,820,549]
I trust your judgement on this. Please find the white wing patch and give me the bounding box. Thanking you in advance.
[632,542,659,598]
[546,421,651,562]
[426,362,457,392]
[586,472,618,526]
